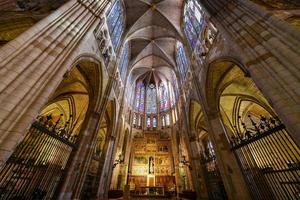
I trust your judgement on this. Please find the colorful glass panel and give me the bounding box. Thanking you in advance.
[118,42,130,81]
[135,82,141,110]
[183,0,204,49]
[135,81,145,112]
[147,84,157,114]
[176,42,189,81]
[153,117,157,128]
[139,85,145,112]
[159,83,169,111]
[106,0,125,50]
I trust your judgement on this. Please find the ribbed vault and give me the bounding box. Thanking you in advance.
[124,0,184,83]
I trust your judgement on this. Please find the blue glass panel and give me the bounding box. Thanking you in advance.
[176,42,189,81]
[118,43,129,81]
[139,85,145,112]
[183,0,204,50]
[147,84,157,114]
[106,0,125,50]
[159,83,169,112]
[135,82,141,110]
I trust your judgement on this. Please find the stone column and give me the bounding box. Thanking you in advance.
[59,58,118,199]
[97,135,117,199]
[179,100,207,199]
[170,129,182,195]
[202,0,300,144]
[188,64,251,198]
[189,136,209,199]
[58,111,102,200]
[0,0,110,165]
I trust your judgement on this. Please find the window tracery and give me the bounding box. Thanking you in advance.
[135,81,145,112]
[147,84,157,114]
[118,42,130,81]
[176,42,189,81]
[106,0,125,50]
[159,82,169,112]
[183,0,204,49]
[133,78,177,129]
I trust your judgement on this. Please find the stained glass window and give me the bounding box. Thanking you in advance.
[147,84,157,114]
[183,0,204,49]
[118,42,130,81]
[147,116,151,127]
[176,42,189,81]
[140,85,145,112]
[171,73,180,102]
[153,117,157,128]
[168,82,175,107]
[138,115,142,127]
[106,0,125,50]
[135,81,145,112]
[166,114,170,126]
[162,115,165,127]
[159,82,169,112]
[133,113,137,125]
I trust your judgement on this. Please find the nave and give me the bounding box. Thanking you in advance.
[0,0,299,199]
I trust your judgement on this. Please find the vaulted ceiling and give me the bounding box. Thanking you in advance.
[123,0,185,84]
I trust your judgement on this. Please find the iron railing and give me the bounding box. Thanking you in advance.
[230,116,300,200]
[0,115,77,199]
[201,154,227,200]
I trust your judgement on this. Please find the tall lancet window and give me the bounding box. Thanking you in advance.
[183,0,204,49]
[118,43,130,81]
[106,0,125,50]
[147,84,157,114]
[139,85,145,112]
[159,82,169,112]
[135,81,145,112]
[153,117,157,128]
[176,42,189,81]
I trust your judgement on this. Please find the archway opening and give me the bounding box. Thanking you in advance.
[0,59,101,200]
[207,60,300,199]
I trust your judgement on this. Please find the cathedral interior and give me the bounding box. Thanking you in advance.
[0,0,300,199]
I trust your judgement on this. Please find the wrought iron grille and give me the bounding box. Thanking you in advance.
[201,153,227,200]
[0,115,77,200]
[230,116,300,200]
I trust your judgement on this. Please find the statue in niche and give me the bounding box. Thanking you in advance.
[149,157,154,174]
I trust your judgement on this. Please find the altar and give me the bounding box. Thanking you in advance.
[133,186,165,196]
[129,132,176,197]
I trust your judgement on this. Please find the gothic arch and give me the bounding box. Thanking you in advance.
[70,54,105,110]
[205,57,257,112]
